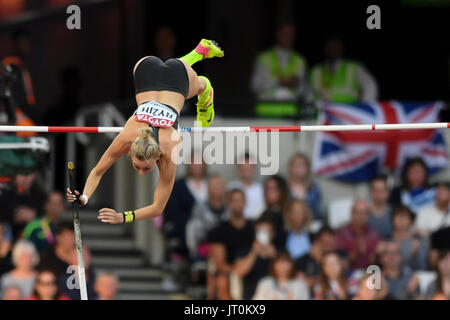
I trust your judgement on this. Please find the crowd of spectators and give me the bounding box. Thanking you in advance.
[0,175,119,300]
[161,151,450,300]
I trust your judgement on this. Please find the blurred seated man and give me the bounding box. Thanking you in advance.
[94,271,119,300]
[22,191,65,253]
[60,246,97,300]
[207,189,254,300]
[310,37,378,104]
[227,153,265,220]
[0,171,47,238]
[251,21,309,110]
[1,285,23,300]
[336,200,380,270]
[186,174,228,260]
[379,240,419,300]
[416,182,450,238]
[295,226,336,289]
[38,223,74,277]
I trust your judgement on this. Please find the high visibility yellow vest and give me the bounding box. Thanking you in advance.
[310,60,360,103]
[255,49,305,117]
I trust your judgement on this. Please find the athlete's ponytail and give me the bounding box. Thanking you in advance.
[129,127,160,160]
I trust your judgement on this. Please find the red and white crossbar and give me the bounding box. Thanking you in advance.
[0,123,449,133]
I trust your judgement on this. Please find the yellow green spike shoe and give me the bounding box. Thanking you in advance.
[196,86,215,127]
[195,39,224,59]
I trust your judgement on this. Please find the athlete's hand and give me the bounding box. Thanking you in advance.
[98,208,123,224]
[66,188,87,207]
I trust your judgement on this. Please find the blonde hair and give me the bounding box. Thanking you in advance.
[129,127,160,160]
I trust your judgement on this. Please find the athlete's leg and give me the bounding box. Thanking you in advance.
[179,39,224,67]
[179,60,215,127]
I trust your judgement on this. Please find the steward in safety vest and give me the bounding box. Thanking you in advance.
[310,37,378,104]
[251,22,310,117]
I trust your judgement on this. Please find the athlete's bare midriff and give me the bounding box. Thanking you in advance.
[135,90,185,114]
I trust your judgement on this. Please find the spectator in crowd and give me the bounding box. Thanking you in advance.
[0,222,13,276]
[310,37,378,103]
[379,240,419,300]
[163,151,208,261]
[260,175,289,236]
[251,21,309,102]
[43,66,83,126]
[233,216,280,300]
[389,205,428,271]
[154,26,177,61]
[430,226,450,268]
[22,191,65,253]
[207,189,253,300]
[1,285,23,300]
[416,182,450,238]
[186,174,228,260]
[284,200,311,260]
[287,153,322,220]
[336,200,380,270]
[60,246,97,300]
[368,175,393,239]
[38,223,75,277]
[0,240,38,298]
[352,273,391,300]
[94,271,119,300]
[295,226,336,289]
[0,171,47,238]
[1,29,38,132]
[425,250,450,300]
[228,153,265,220]
[27,269,69,300]
[390,157,436,214]
[313,251,348,300]
[253,252,309,300]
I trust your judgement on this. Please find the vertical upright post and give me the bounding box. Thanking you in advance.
[67,161,88,300]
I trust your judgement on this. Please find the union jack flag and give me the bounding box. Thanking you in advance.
[312,101,448,182]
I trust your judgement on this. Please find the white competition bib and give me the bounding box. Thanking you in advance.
[134,101,177,127]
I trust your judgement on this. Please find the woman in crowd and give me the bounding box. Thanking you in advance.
[27,269,69,300]
[389,205,428,271]
[425,250,450,300]
[284,200,312,260]
[390,157,435,214]
[253,252,309,300]
[314,251,348,300]
[260,175,289,236]
[0,240,38,298]
[287,153,322,220]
